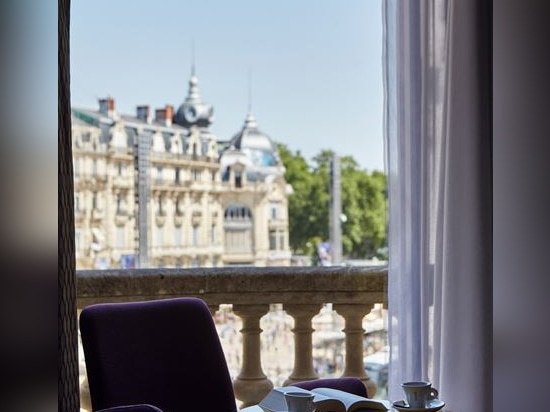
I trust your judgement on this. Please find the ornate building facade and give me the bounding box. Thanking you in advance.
[72,70,292,269]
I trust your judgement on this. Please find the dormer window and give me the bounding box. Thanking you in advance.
[170,134,182,154]
[152,130,165,153]
[235,169,242,188]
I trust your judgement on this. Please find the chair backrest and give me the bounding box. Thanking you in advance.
[80,297,238,412]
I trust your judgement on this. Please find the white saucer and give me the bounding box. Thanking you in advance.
[392,399,445,412]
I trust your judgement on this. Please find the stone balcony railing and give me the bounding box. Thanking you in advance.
[77,265,388,409]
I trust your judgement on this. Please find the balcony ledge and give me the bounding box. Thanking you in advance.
[77,265,387,307]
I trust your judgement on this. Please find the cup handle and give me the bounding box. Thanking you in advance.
[429,388,439,400]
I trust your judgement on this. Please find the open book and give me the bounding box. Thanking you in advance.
[258,385,390,412]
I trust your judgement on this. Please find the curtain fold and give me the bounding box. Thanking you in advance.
[383,1,492,411]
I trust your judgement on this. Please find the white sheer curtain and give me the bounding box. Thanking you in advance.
[382,1,492,412]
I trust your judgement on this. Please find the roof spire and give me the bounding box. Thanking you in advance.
[247,69,252,113]
[186,37,200,103]
[174,38,213,127]
[244,69,257,128]
[191,37,196,77]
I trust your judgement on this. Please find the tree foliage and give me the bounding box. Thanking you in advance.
[278,144,387,260]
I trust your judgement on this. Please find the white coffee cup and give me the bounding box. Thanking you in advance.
[401,381,439,408]
[284,391,315,412]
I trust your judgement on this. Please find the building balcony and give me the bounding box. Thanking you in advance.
[174,179,193,188]
[152,178,176,189]
[77,266,387,410]
[111,175,133,188]
[78,173,108,183]
[266,249,293,262]
[154,213,166,226]
[222,250,256,263]
[108,147,133,156]
[114,211,131,226]
[90,208,104,221]
[74,209,86,223]
[268,218,288,229]
[150,245,225,259]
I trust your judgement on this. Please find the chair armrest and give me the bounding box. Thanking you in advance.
[291,377,369,398]
[97,404,163,412]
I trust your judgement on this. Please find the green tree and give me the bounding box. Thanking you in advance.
[341,165,387,258]
[278,144,326,255]
[279,144,387,261]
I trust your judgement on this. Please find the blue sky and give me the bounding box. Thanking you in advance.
[70,0,385,172]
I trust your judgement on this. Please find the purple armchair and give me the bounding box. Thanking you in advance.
[97,406,163,412]
[79,297,238,412]
[80,297,370,412]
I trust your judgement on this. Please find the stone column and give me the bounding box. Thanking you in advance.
[232,304,273,408]
[283,304,320,385]
[80,377,92,411]
[334,303,377,397]
[78,307,92,411]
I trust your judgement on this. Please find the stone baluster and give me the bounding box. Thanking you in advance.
[283,304,321,385]
[232,304,273,408]
[80,377,92,411]
[334,303,378,397]
[207,304,220,317]
[77,307,93,412]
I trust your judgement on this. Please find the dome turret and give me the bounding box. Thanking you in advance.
[220,111,284,183]
[226,111,279,167]
[174,67,213,128]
